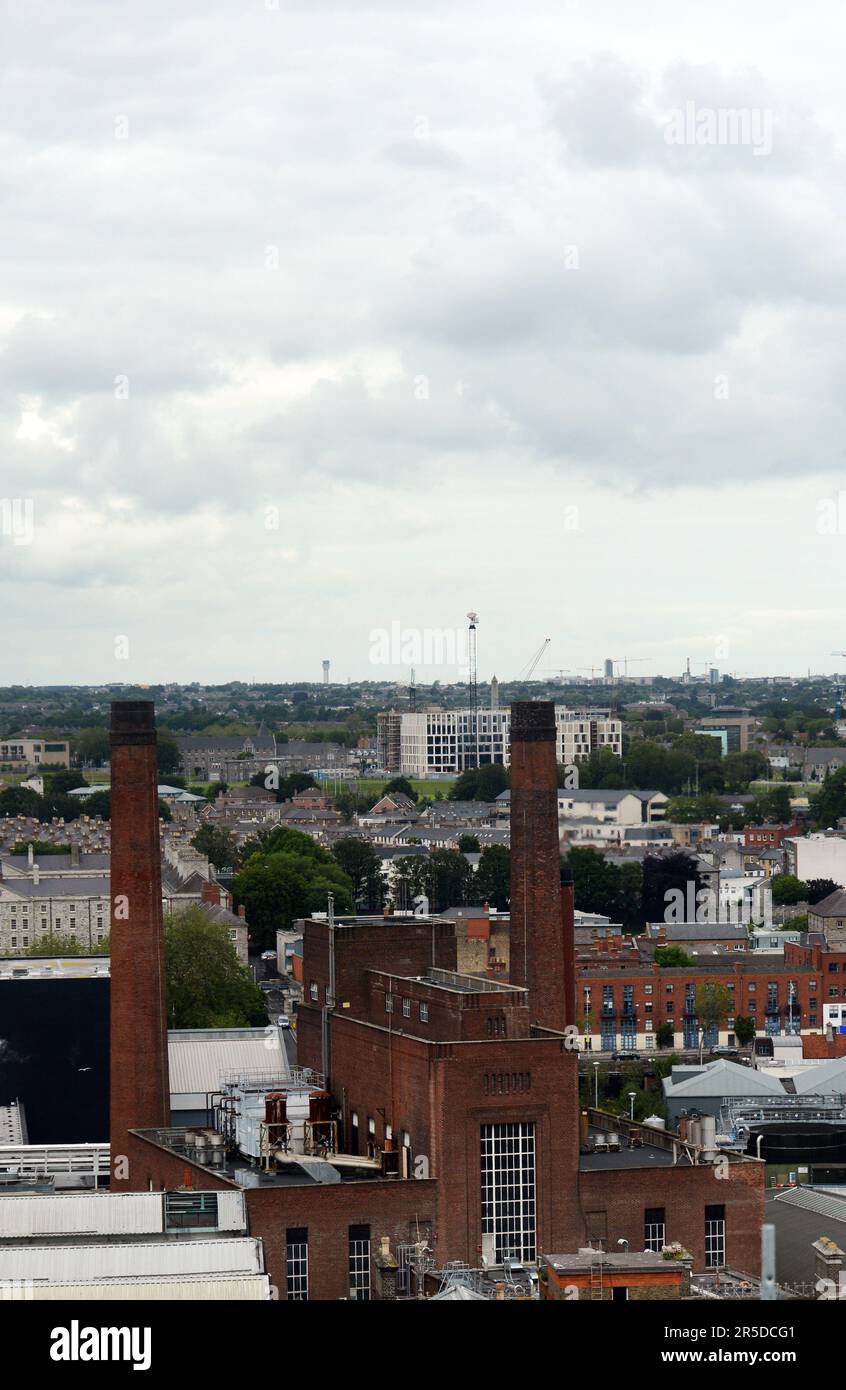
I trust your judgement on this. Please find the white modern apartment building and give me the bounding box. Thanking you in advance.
[784,833,846,887]
[383,706,623,776]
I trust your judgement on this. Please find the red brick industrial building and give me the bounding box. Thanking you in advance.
[115,699,765,1299]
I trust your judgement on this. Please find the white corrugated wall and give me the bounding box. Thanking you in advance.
[0,1237,263,1282]
[0,1189,248,1238]
[0,1275,271,1300]
[0,1192,164,1239]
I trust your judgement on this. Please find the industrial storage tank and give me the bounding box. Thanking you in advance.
[745,1123,846,1165]
[308,1092,332,1124]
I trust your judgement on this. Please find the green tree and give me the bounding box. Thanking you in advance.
[46,770,88,796]
[233,826,353,947]
[383,777,417,802]
[156,731,182,778]
[164,906,267,1027]
[457,833,481,853]
[770,874,807,906]
[83,790,111,819]
[0,786,42,817]
[811,767,846,829]
[564,847,625,920]
[191,826,241,871]
[722,750,768,792]
[475,844,511,910]
[280,772,319,799]
[390,849,474,912]
[806,878,841,905]
[734,1015,756,1046]
[331,838,384,911]
[642,851,701,924]
[450,764,510,802]
[654,946,696,967]
[695,981,733,1050]
[73,728,110,768]
[26,932,86,957]
[334,789,372,822]
[12,841,71,856]
[579,745,630,788]
[619,860,644,932]
[656,1021,674,1048]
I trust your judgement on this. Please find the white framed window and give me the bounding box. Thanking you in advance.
[705,1205,726,1268]
[286,1227,308,1300]
[349,1224,371,1301]
[481,1121,536,1262]
[644,1208,665,1252]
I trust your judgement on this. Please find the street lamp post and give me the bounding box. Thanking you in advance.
[628,1091,636,1121]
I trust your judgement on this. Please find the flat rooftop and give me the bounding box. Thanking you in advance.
[133,1128,398,1190]
[546,1250,687,1272]
[399,967,524,996]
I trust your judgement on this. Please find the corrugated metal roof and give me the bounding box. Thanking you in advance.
[1,1275,270,1301]
[792,1058,846,1094]
[0,1190,246,1238]
[0,1237,263,1282]
[664,1059,787,1098]
[774,1186,846,1224]
[168,1034,288,1097]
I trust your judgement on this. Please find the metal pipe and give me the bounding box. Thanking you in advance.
[760,1225,776,1300]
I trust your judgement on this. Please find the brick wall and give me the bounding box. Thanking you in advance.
[579,1161,763,1275]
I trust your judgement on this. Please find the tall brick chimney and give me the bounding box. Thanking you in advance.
[109,700,170,1187]
[509,701,568,1030]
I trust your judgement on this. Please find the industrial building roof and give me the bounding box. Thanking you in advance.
[167,1028,288,1101]
[792,1058,846,1095]
[663,1059,787,1100]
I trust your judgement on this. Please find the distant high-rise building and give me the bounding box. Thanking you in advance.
[322,660,330,685]
[490,675,499,709]
[709,668,720,685]
[603,658,614,680]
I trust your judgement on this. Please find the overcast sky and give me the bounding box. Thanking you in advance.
[3,0,846,685]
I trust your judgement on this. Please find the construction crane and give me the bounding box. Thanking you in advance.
[409,667,416,713]
[467,611,479,770]
[576,666,602,679]
[609,657,651,678]
[519,637,551,681]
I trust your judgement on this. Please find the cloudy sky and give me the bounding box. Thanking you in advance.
[3,0,846,685]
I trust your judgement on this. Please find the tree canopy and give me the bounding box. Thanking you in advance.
[164,906,267,1027]
[449,764,510,802]
[233,826,353,946]
[330,838,385,912]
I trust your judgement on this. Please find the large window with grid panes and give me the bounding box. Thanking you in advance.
[348,1223,371,1300]
[480,1121,536,1262]
[644,1207,666,1252]
[286,1226,308,1300]
[705,1204,726,1268]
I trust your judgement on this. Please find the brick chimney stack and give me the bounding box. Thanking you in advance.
[509,701,568,1030]
[560,865,576,1027]
[109,701,170,1188]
